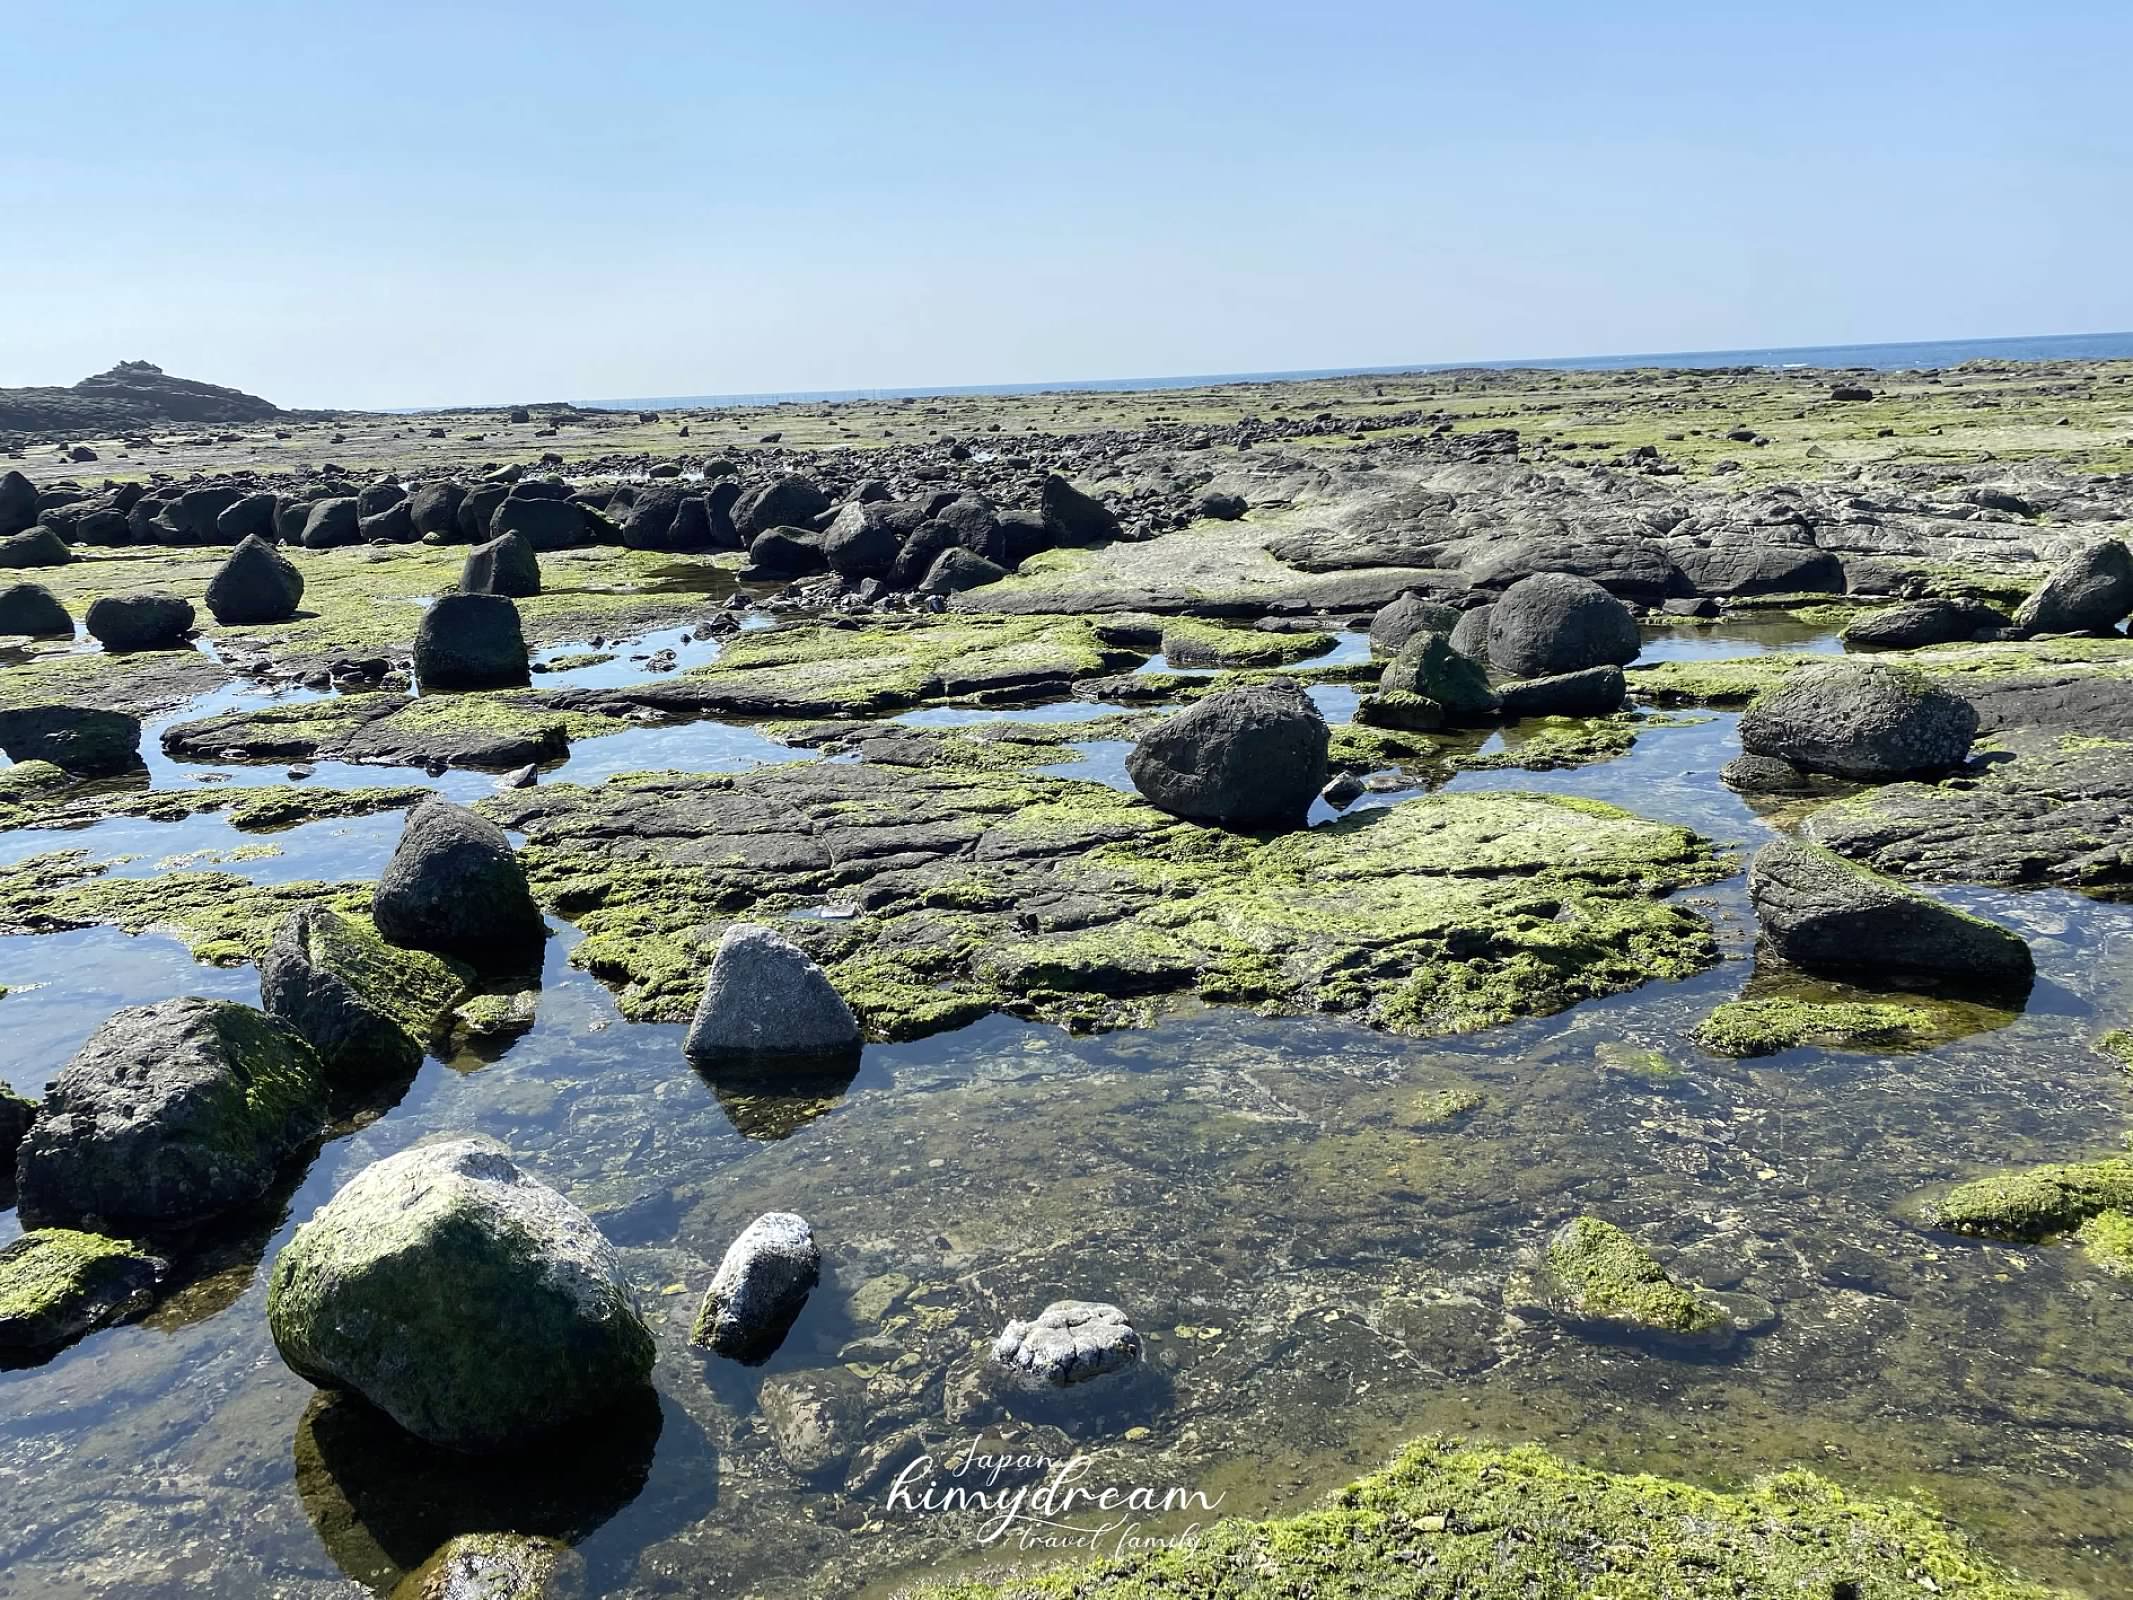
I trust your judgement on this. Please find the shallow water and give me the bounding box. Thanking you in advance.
[2,615,2131,1598]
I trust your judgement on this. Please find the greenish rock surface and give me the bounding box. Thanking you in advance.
[487,762,1727,1039]
[267,1136,656,1452]
[1378,630,1496,719]
[1156,618,1332,668]
[1693,996,1940,1058]
[1541,1216,1732,1342]
[0,1227,165,1350]
[2076,1210,2133,1277]
[908,1435,2067,1599]
[259,906,473,1081]
[1930,1158,2133,1240]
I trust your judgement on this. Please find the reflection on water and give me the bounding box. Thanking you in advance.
[1,615,2131,1597]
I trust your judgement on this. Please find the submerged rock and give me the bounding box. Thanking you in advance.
[690,1210,820,1362]
[683,924,860,1063]
[1125,677,1330,828]
[2013,538,2133,634]
[15,998,326,1227]
[757,1368,863,1479]
[0,704,141,775]
[0,581,72,635]
[206,534,305,624]
[372,797,547,972]
[992,1299,1142,1386]
[86,591,194,650]
[1543,1216,1732,1344]
[260,906,473,1082]
[1693,996,1938,1058]
[460,530,541,598]
[391,1533,586,1600]
[0,1227,165,1350]
[1931,1157,2133,1240]
[1484,572,1640,680]
[1748,839,2033,983]
[414,593,530,689]
[267,1136,656,1452]
[1738,661,1976,780]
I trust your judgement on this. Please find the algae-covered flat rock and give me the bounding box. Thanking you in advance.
[267,1136,656,1452]
[905,1435,2072,1599]
[1541,1215,1733,1345]
[1930,1157,2133,1240]
[16,997,327,1228]
[1693,996,1941,1058]
[491,760,1727,1039]
[0,1227,165,1350]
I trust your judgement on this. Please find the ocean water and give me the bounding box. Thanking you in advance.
[585,329,2133,413]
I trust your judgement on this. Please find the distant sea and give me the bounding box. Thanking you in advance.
[578,330,2133,414]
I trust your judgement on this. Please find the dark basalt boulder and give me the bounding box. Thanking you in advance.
[1039,475,1121,546]
[0,582,73,635]
[173,486,245,542]
[734,476,830,542]
[356,481,405,518]
[1738,661,1976,780]
[819,501,904,578]
[359,500,416,544]
[746,525,827,577]
[1126,678,1329,829]
[1368,592,1462,656]
[206,534,305,625]
[0,705,141,774]
[933,495,1007,564]
[413,593,530,689]
[1198,491,1248,521]
[457,483,508,543]
[885,520,959,589]
[997,509,1053,567]
[490,497,587,552]
[0,526,72,568]
[461,530,541,598]
[70,508,129,546]
[1495,665,1627,717]
[260,906,472,1083]
[1449,603,1493,663]
[85,591,194,650]
[214,492,278,545]
[408,481,466,540]
[1668,542,1844,598]
[0,471,37,537]
[15,998,327,1228]
[300,497,361,549]
[1380,631,1496,719]
[704,479,743,549]
[919,547,1008,593]
[620,486,682,550]
[1485,573,1640,680]
[1841,598,2011,650]
[372,796,547,970]
[2013,539,2133,634]
[1748,839,2033,983]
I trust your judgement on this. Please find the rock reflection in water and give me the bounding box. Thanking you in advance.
[693,1052,863,1142]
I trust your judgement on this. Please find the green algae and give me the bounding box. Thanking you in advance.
[1631,635,2133,708]
[1542,1215,1731,1338]
[0,848,370,966]
[2076,1209,2133,1277]
[1156,618,1333,668]
[0,1228,164,1350]
[2097,1029,2133,1072]
[1447,715,1640,771]
[1930,1157,2133,1240]
[1694,997,1940,1058]
[907,1435,2065,1600]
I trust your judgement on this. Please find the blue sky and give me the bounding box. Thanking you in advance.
[4,1,2127,408]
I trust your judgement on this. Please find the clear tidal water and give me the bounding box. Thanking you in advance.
[1,617,2130,1598]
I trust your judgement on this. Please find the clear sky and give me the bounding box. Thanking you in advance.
[5,1,2128,409]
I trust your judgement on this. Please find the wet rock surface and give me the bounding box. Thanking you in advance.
[1748,839,2034,983]
[373,797,547,971]
[1739,660,1978,779]
[992,1299,1143,1385]
[690,1211,821,1362]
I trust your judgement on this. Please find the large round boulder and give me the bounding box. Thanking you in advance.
[0,704,141,774]
[372,797,547,971]
[300,497,361,549]
[1125,678,1329,829]
[460,531,541,598]
[206,534,305,625]
[733,476,829,542]
[86,592,194,650]
[818,501,904,579]
[491,497,588,552]
[1039,475,1121,546]
[684,924,860,1064]
[408,482,467,541]
[15,998,326,1227]
[413,593,530,689]
[1748,840,2032,983]
[2013,539,2133,634]
[1368,592,1461,656]
[1738,661,1976,780]
[266,1137,656,1452]
[1484,573,1641,680]
[0,526,73,569]
[0,471,36,537]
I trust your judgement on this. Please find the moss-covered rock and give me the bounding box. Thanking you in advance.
[267,1137,655,1452]
[1156,618,1332,669]
[1693,996,1939,1058]
[259,907,473,1081]
[0,1227,165,1350]
[0,1082,33,1169]
[1930,1158,2133,1241]
[907,1435,2067,1599]
[2076,1209,2133,1277]
[1541,1215,1732,1343]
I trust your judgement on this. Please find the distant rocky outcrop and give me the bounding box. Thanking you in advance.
[0,360,282,435]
